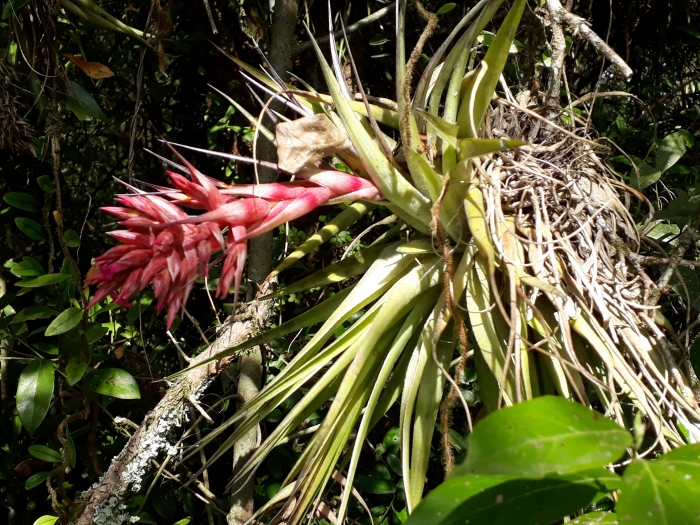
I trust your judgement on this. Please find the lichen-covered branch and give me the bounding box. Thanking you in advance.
[71,295,275,525]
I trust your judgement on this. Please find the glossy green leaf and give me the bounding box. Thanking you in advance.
[3,192,39,212]
[85,368,141,399]
[15,217,45,242]
[16,359,54,435]
[45,307,82,337]
[617,444,700,525]
[65,80,109,122]
[15,273,69,288]
[37,175,55,194]
[25,471,50,490]
[28,445,62,463]
[570,512,620,524]
[655,131,688,173]
[63,229,81,247]
[11,305,58,324]
[408,474,599,525]
[10,257,44,277]
[66,426,76,468]
[172,519,191,525]
[66,357,88,386]
[452,396,631,478]
[33,516,59,525]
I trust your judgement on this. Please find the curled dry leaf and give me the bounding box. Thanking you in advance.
[63,54,115,79]
[276,113,353,173]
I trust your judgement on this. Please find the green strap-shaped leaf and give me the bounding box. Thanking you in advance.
[306,29,433,228]
[457,0,527,138]
[270,202,374,278]
[16,273,70,288]
[264,243,389,299]
[17,359,54,435]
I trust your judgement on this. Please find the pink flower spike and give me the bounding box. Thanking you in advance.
[242,187,331,241]
[154,198,270,228]
[219,183,311,201]
[295,168,381,200]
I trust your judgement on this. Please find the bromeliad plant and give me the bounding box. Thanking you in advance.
[89,0,700,522]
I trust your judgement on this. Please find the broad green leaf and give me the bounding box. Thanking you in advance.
[655,131,688,173]
[453,396,631,478]
[66,357,88,385]
[416,109,459,148]
[172,519,191,525]
[63,229,81,247]
[17,359,54,435]
[407,474,599,525]
[45,307,82,336]
[28,445,62,463]
[33,517,59,525]
[570,512,620,524]
[37,175,55,194]
[15,217,45,242]
[25,471,50,490]
[3,192,39,212]
[617,443,700,525]
[630,161,662,190]
[11,305,58,324]
[10,257,44,277]
[65,80,109,123]
[15,273,69,288]
[85,368,140,399]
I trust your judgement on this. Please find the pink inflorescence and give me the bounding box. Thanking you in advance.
[86,150,381,328]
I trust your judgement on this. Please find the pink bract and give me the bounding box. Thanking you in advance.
[87,149,382,329]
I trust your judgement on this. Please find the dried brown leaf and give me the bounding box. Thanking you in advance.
[63,54,115,79]
[276,113,353,173]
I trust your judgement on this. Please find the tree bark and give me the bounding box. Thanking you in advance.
[71,294,275,525]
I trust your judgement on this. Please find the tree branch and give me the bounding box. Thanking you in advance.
[294,3,396,55]
[546,0,633,81]
[72,293,276,525]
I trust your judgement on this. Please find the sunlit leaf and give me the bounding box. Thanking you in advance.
[45,307,82,337]
[16,359,54,435]
[452,396,631,478]
[85,368,141,399]
[16,273,69,288]
[617,444,700,525]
